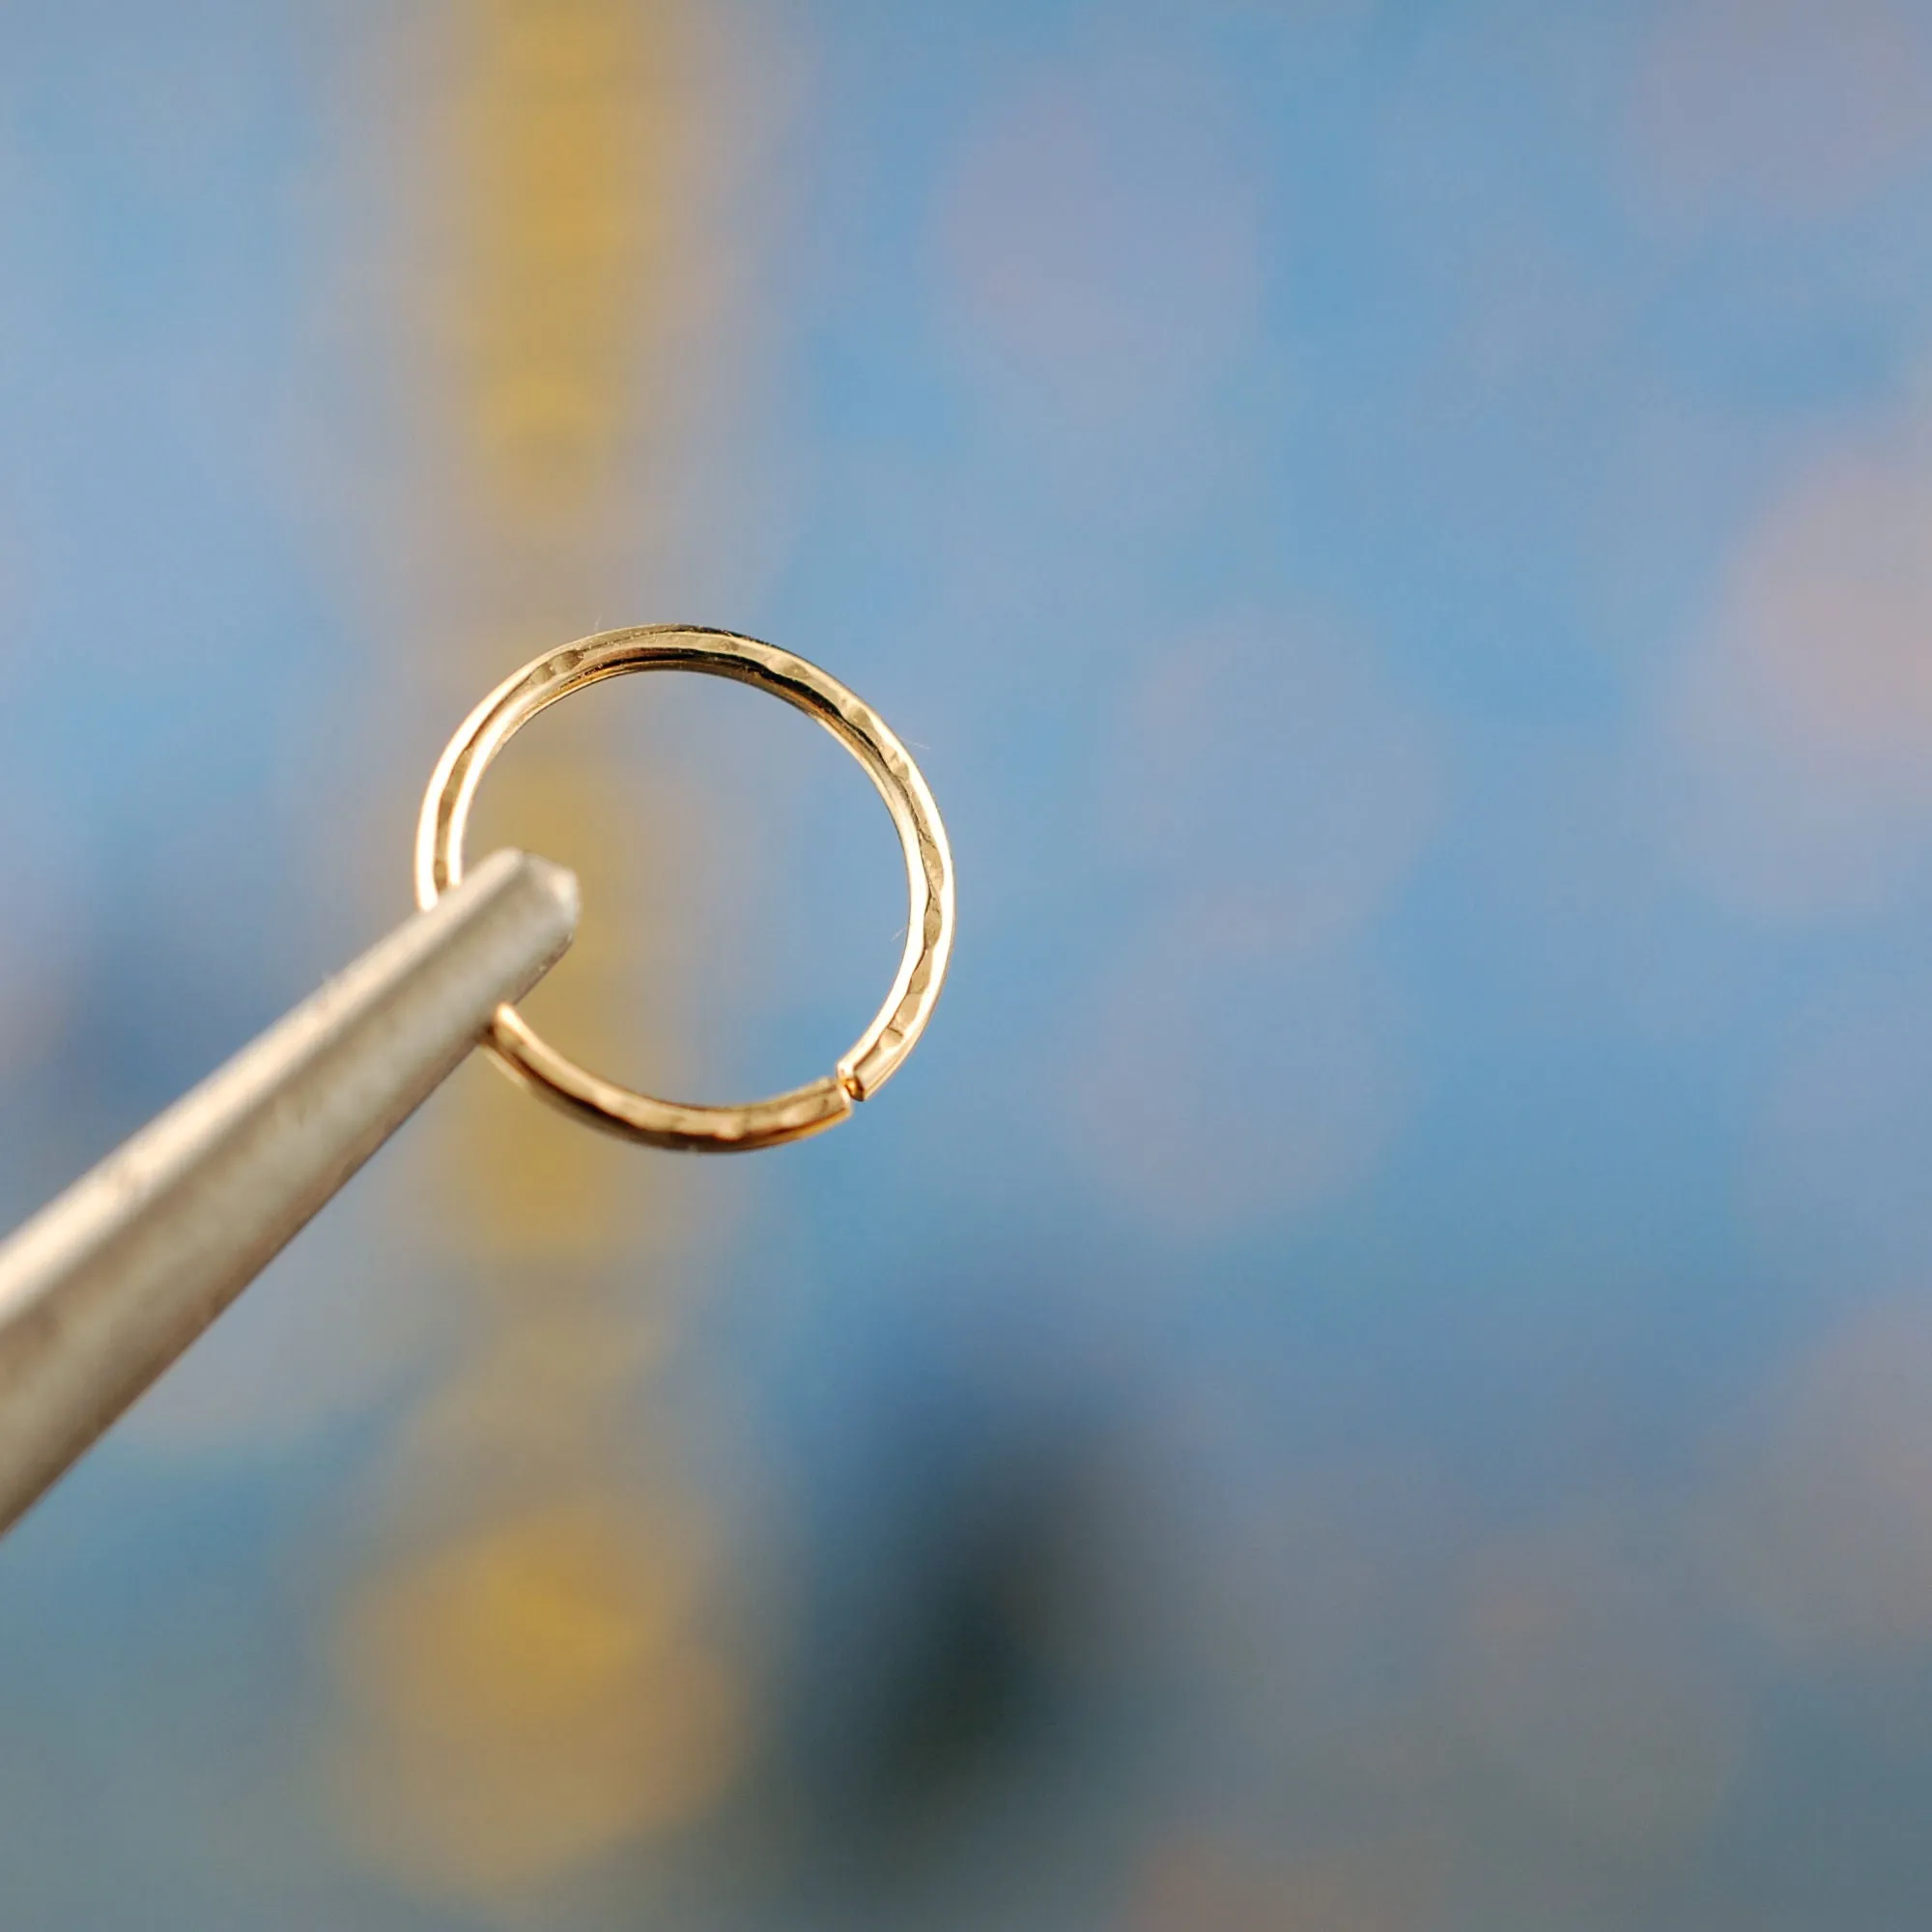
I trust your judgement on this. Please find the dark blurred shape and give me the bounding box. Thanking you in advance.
[822,1436,1070,1838]
[752,1311,1122,1917]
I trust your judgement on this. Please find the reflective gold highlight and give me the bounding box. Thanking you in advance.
[416,626,955,1149]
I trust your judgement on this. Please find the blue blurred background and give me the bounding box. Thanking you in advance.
[9,1,1932,1925]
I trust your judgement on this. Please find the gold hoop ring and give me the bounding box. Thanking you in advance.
[415,626,954,1151]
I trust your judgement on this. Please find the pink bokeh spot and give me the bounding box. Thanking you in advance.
[1632,0,1932,224]
[937,52,1264,422]
[1661,428,1932,917]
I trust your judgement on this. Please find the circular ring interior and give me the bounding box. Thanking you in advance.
[415,626,954,1152]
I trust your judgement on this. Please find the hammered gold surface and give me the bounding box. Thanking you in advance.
[416,625,956,1151]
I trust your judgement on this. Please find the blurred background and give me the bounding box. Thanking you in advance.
[7,0,1932,1925]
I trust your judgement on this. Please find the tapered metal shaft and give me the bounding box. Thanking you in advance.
[0,847,579,1534]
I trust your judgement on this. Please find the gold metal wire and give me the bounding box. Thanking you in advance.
[416,625,955,1151]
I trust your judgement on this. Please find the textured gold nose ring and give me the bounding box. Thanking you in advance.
[415,625,954,1151]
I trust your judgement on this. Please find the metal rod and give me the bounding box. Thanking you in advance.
[0,846,579,1534]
